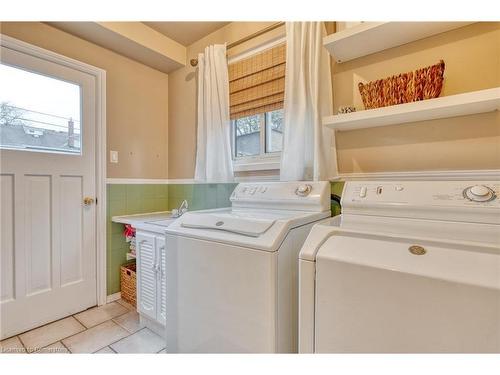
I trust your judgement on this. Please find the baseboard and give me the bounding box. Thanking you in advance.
[139,315,167,339]
[106,292,121,303]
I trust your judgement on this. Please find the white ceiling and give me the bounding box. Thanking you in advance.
[144,22,229,46]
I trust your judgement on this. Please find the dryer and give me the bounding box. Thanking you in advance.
[299,180,500,353]
[165,181,331,353]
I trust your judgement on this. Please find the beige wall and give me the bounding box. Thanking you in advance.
[4,22,496,178]
[1,22,169,179]
[170,22,499,178]
[168,22,285,179]
[333,22,500,173]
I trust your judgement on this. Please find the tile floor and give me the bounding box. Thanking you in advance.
[0,299,165,354]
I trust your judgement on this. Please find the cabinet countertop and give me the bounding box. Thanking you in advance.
[112,211,176,234]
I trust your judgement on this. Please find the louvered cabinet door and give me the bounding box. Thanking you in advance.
[136,232,157,321]
[156,236,167,326]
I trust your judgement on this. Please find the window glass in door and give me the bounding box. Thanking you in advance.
[0,63,81,154]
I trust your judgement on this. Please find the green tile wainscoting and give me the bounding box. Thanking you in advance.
[167,183,238,212]
[106,183,237,295]
[106,181,345,296]
[106,184,169,295]
[331,181,345,217]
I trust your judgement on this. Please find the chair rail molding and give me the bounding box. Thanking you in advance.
[333,169,500,181]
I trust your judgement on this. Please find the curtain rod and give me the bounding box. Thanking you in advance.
[190,22,285,67]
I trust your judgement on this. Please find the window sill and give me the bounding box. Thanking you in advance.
[233,160,281,172]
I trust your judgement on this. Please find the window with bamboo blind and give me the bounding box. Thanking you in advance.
[229,42,285,119]
[229,42,285,162]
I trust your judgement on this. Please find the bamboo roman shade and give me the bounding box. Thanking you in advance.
[229,43,286,119]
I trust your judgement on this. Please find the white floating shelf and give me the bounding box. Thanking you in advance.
[324,22,473,63]
[323,87,500,131]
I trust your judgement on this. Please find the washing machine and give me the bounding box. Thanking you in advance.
[165,181,331,353]
[299,180,500,353]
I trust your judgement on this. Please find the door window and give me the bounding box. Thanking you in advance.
[0,63,81,154]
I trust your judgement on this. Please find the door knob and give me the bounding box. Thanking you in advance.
[83,197,95,206]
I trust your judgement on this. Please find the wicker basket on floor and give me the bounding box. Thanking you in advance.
[120,262,137,307]
[358,60,445,110]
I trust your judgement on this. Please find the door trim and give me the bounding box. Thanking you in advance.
[1,34,108,306]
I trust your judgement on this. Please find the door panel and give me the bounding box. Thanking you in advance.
[60,175,84,286]
[0,44,97,339]
[1,174,15,303]
[25,174,52,296]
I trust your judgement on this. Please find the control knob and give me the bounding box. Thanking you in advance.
[295,184,312,197]
[463,185,496,202]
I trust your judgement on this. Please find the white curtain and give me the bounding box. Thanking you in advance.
[194,44,234,182]
[280,22,336,181]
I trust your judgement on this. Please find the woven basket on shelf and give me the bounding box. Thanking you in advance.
[358,60,445,110]
[120,262,136,307]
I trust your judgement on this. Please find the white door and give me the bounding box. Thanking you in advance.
[136,232,157,321]
[0,44,97,339]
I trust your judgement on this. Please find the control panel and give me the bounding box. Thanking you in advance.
[341,181,500,224]
[344,181,499,205]
[230,181,330,212]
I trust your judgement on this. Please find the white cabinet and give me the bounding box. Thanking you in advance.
[136,230,167,335]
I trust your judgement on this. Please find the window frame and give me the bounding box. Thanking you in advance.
[228,36,286,173]
[230,109,283,172]
[264,110,284,154]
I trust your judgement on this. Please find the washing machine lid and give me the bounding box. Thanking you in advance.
[315,233,500,290]
[180,213,275,237]
[166,207,330,252]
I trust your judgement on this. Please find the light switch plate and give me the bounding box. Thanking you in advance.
[110,150,119,163]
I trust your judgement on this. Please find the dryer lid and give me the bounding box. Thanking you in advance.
[315,233,500,290]
[180,213,275,237]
